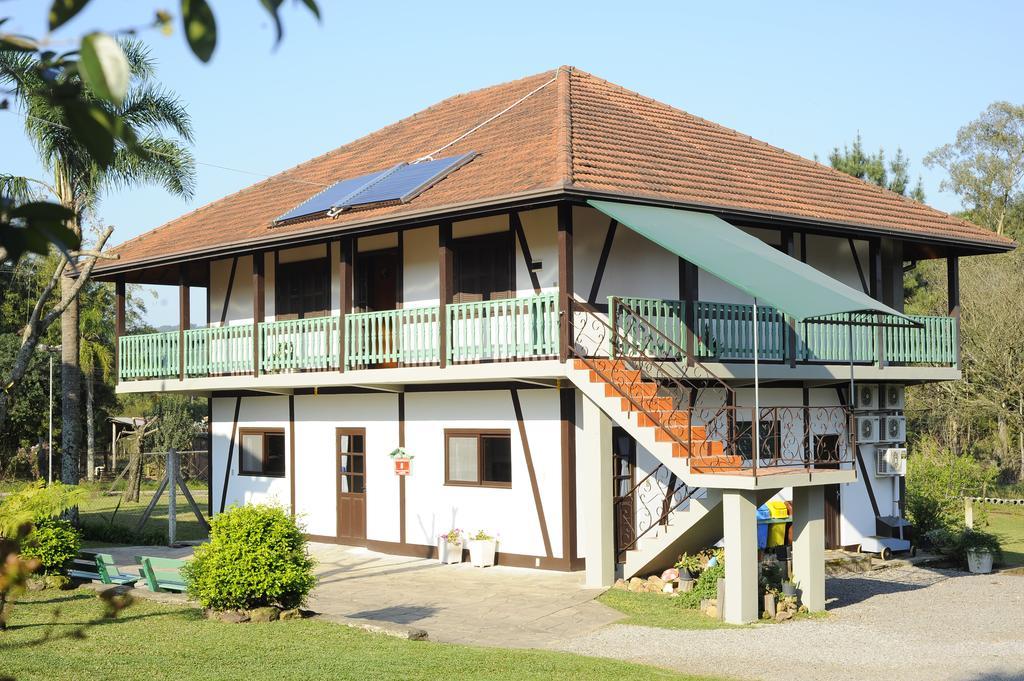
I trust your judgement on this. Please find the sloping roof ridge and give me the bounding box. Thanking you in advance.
[107,68,563,256]
[557,65,574,186]
[567,68,1012,246]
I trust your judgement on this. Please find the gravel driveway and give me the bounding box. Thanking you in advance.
[559,565,1024,681]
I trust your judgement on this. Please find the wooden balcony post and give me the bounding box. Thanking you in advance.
[439,221,453,368]
[253,252,264,377]
[782,230,798,367]
[114,276,125,384]
[870,239,886,368]
[338,237,353,372]
[557,203,573,363]
[947,255,960,368]
[179,267,189,381]
[679,257,697,366]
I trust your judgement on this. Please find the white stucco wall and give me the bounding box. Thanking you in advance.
[210,395,292,513]
[211,389,566,560]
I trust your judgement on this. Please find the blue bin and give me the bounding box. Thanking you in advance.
[756,505,771,549]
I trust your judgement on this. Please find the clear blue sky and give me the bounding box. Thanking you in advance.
[2,1,1022,326]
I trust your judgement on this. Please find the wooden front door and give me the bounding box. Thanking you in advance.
[824,483,841,549]
[336,428,367,545]
[612,427,636,560]
[354,249,400,366]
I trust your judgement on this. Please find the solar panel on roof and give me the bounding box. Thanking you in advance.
[273,152,477,225]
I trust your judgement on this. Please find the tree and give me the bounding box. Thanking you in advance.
[924,102,1024,238]
[828,132,926,201]
[1,41,196,486]
[79,285,114,481]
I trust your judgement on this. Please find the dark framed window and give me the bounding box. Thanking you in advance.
[275,257,329,319]
[445,430,512,487]
[736,418,780,462]
[239,429,286,477]
[452,232,513,303]
[813,433,842,467]
[337,429,366,494]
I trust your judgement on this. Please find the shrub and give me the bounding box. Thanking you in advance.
[79,521,166,546]
[678,561,725,609]
[183,504,316,611]
[906,438,998,537]
[926,526,1002,569]
[20,518,81,575]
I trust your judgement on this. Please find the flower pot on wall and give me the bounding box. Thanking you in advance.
[438,540,463,565]
[966,549,993,574]
[468,539,497,567]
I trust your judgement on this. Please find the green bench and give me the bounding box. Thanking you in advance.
[135,555,188,593]
[69,552,141,586]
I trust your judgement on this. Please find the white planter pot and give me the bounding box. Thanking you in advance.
[967,549,993,574]
[468,539,496,567]
[438,540,463,564]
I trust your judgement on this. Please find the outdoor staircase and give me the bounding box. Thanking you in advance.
[620,487,779,578]
[567,358,742,478]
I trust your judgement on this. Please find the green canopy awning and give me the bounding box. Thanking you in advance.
[588,200,907,323]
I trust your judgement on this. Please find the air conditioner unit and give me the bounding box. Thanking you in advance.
[854,384,879,411]
[856,415,880,443]
[877,447,907,476]
[880,384,905,411]
[880,415,906,443]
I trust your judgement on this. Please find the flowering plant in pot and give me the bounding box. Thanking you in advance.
[467,530,497,568]
[437,529,463,564]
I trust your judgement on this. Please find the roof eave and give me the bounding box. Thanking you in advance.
[92,185,1014,281]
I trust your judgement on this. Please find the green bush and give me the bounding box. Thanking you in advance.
[678,562,724,609]
[79,521,166,546]
[906,437,998,537]
[182,504,317,611]
[20,518,81,575]
[926,526,1003,569]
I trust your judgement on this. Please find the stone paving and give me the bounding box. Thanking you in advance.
[307,544,623,647]
[100,542,623,648]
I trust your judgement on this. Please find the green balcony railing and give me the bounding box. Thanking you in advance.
[614,297,958,367]
[447,292,559,363]
[118,330,179,380]
[261,316,339,373]
[184,324,254,376]
[345,306,441,369]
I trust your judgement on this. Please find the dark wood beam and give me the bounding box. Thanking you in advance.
[511,211,541,294]
[783,230,798,368]
[557,203,573,363]
[870,240,886,368]
[948,255,960,368]
[252,252,264,377]
[679,257,698,366]
[438,221,453,369]
[114,277,125,384]
[179,266,189,381]
[338,237,353,373]
[588,218,617,304]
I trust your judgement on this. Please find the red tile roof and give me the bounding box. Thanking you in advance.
[98,67,1012,274]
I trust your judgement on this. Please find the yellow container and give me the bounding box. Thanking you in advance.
[767,501,789,519]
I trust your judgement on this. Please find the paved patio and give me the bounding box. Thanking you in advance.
[100,542,623,648]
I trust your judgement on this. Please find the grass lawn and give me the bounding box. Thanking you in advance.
[0,590,724,681]
[598,590,737,630]
[78,486,210,542]
[979,503,1024,568]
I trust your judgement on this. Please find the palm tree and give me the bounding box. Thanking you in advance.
[1,40,195,486]
[79,287,114,481]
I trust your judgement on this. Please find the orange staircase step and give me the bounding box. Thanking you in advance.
[590,369,641,384]
[654,425,707,442]
[638,411,690,428]
[604,381,657,399]
[672,439,725,458]
[621,396,674,412]
[689,454,744,473]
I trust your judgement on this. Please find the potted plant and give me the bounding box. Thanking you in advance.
[960,528,1001,574]
[467,530,497,567]
[674,552,702,580]
[438,529,463,564]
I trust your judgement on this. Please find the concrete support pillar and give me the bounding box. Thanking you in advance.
[792,485,826,612]
[581,395,614,587]
[722,489,758,624]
